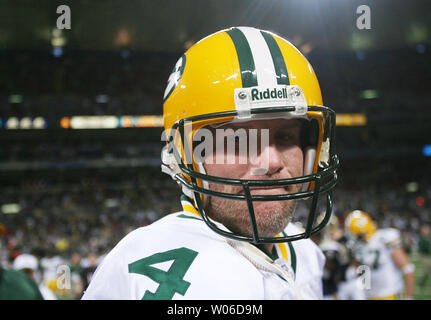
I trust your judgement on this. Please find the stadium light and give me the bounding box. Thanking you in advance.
[336,113,367,126]
[52,47,63,57]
[6,117,19,129]
[416,196,425,207]
[114,29,131,46]
[136,115,164,128]
[60,117,71,129]
[423,144,431,157]
[1,204,21,214]
[406,182,419,193]
[104,199,120,208]
[33,117,46,129]
[120,116,134,128]
[20,117,32,129]
[51,28,66,57]
[70,116,118,129]
[360,89,380,99]
[8,94,23,104]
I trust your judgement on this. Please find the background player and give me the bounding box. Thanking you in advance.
[344,210,415,299]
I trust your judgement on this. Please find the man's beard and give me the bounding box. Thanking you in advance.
[203,189,297,238]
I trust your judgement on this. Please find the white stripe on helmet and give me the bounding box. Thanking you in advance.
[237,27,278,87]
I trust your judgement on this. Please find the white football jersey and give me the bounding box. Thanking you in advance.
[318,237,363,300]
[40,255,64,282]
[82,197,325,300]
[336,266,367,300]
[284,223,325,299]
[352,228,404,299]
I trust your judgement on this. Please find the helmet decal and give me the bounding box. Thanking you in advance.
[260,30,290,85]
[225,28,258,87]
[226,27,290,88]
[356,216,368,228]
[163,54,186,101]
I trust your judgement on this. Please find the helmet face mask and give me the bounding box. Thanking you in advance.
[164,105,338,243]
[162,27,339,244]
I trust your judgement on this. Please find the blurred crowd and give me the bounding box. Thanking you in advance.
[1,141,160,163]
[0,50,172,118]
[1,46,430,119]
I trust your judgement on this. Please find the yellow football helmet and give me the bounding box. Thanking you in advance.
[161,26,339,243]
[344,210,377,241]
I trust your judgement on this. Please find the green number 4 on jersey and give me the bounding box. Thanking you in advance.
[128,247,198,300]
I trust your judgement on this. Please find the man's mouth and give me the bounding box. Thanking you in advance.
[238,186,290,196]
[251,187,289,195]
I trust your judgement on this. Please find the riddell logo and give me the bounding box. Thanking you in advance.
[251,87,288,101]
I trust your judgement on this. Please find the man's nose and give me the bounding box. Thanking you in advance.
[251,143,283,176]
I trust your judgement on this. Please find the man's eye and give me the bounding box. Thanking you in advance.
[276,132,299,144]
[277,133,293,140]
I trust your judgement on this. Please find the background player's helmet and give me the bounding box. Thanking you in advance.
[314,212,342,240]
[162,26,339,244]
[317,212,340,232]
[344,210,377,241]
[13,254,38,271]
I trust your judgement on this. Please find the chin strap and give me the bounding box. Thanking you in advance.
[208,215,303,299]
[225,238,303,299]
[162,145,212,207]
[161,146,196,200]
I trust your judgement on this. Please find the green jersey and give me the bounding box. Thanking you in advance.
[0,268,44,300]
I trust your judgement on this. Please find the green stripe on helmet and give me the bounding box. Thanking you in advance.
[226,28,258,88]
[260,31,290,85]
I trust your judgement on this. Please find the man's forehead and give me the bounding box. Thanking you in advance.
[219,118,303,130]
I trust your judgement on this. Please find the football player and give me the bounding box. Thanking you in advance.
[344,210,415,300]
[82,26,338,300]
[312,213,365,299]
